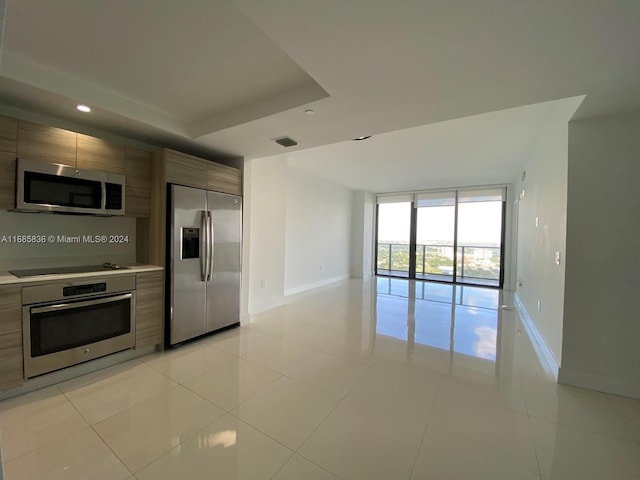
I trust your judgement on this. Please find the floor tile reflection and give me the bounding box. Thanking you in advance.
[134,414,292,480]
[94,385,225,472]
[375,277,501,370]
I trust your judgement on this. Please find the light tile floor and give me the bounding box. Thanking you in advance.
[1,278,639,479]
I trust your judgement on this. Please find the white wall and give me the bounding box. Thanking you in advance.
[362,192,374,277]
[284,165,352,295]
[350,191,365,278]
[350,190,375,278]
[503,184,516,291]
[244,156,287,314]
[514,111,572,370]
[244,155,353,314]
[560,111,640,398]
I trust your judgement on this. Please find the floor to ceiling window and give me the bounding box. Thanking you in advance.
[375,187,506,288]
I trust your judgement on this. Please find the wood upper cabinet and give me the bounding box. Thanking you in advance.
[0,153,16,210]
[125,147,152,218]
[0,115,17,155]
[165,149,209,190]
[207,161,242,195]
[0,285,24,392]
[135,271,164,349]
[164,149,241,195]
[17,121,77,167]
[0,115,18,210]
[76,134,125,174]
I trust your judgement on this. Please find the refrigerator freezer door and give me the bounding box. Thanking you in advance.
[170,185,207,345]
[205,191,242,333]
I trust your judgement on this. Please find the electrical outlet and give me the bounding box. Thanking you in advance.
[555,251,561,265]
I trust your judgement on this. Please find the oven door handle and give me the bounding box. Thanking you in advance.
[30,292,133,315]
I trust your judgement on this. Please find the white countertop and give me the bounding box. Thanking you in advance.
[0,264,163,286]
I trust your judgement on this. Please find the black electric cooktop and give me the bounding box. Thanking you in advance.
[10,263,129,278]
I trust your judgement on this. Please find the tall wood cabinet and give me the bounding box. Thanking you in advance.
[135,271,164,349]
[0,116,18,210]
[0,285,23,391]
[125,147,152,218]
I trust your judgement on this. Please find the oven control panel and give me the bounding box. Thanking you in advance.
[63,283,107,297]
[22,275,136,306]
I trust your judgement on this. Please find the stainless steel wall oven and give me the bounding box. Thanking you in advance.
[22,276,136,378]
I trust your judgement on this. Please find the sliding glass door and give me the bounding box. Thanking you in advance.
[456,189,504,286]
[376,187,506,288]
[415,192,456,283]
[376,196,412,277]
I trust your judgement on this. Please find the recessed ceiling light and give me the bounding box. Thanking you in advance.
[76,104,91,113]
[304,109,315,115]
[352,135,371,141]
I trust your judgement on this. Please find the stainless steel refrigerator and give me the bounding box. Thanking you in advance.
[168,184,242,346]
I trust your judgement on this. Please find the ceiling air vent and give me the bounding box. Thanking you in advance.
[273,136,298,147]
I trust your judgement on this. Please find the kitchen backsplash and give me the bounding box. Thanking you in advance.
[0,211,136,270]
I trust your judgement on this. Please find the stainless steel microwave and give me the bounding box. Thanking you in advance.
[16,158,125,215]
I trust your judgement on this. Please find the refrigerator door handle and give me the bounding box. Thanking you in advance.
[207,210,214,281]
[200,210,207,282]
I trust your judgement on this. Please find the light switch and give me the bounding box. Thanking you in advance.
[555,251,561,265]
[535,216,539,227]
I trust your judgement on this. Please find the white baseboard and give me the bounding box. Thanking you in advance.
[284,274,350,297]
[559,366,640,399]
[514,294,559,381]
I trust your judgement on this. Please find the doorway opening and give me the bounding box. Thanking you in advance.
[375,187,506,288]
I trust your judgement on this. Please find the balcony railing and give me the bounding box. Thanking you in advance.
[376,242,500,282]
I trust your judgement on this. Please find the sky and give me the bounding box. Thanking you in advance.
[378,201,502,246]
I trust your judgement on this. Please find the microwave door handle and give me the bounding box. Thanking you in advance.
[207,211,214,282]
[200,211,207,282]
[101,181,106,210]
